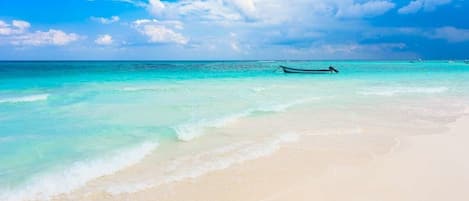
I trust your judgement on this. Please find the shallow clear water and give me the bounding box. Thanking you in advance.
[1,60,469,199]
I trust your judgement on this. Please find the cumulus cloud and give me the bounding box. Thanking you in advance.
[91,16,120,24]
[12,20,31,31]
[145,0,280,23]
[161,0,243,22]
[283,42,410,59]
[336,1,395,18]
[143,0,397,24]
[132,0,403,56]
[0,20,80,46]
[111,0,464,59]
[11,30,79,46]
[0,20,30,35]
[95,34,113,45]
[227,0,257,19]
[229,32,241,52]
[362,26,469,43]
[427,26,469,42]
[319,43,406,54]
[132,19,188,44]
[147,0,166,16]
[398,0,452,14]
[113,0,146,7]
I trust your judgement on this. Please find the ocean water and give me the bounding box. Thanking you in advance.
[1,60,469,200]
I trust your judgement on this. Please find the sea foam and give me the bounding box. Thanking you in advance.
[120,85,178,92]
[359,86,448,96]
[120,86,162,92]
[174,98,317,141]
[106,133,300,194]
[0,94,49,104]
[0,142,158,201]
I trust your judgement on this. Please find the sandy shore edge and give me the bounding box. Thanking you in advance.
[59,106,469,201]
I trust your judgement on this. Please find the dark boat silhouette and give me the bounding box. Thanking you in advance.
[280,65,339,74]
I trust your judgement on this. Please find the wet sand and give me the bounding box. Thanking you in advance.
[56,98,469,201]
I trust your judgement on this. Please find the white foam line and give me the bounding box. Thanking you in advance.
[120,86,161,92]
[120,85,177,92]
[175,112,248,142]
[250,87,267,93]
[0,142,158,201]
[106,133,300,195]
[0,94,49,104]
[174,98,319,141]
[359,87,448,96]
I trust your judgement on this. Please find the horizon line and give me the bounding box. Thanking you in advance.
[0,59,467,62]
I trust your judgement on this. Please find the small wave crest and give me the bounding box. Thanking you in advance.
[250,87,267,93]
[106,133,299,194]
[0,142,158,201]
[175,113,247,142]
[120,85,176,92]
[0,94,49,104]
[120,86,159,92]
[174,98,317,141]
[359,87,448,96]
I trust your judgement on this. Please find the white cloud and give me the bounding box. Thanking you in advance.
[319,43,406,54]
[91,16,120,24]
[427,26,469,42]
[145,0,275,23]
[283,42,411,59]
[144,0,397,25]
[113,0,147,7]
[132,19,188,44]
[227,0,257,19]
[0,20,30,35]
[95,34,113,45]
[136,0,400,56]
[0,20,80,46]
[336,1,395,18]
[11,29,79,46]
[172,1,243,22]
[12,20,31,31]
[147,0,166,16]
[109,0,463,59]
[362,26,469,43]
[398,1,423,14]
[398,0,451,14]
[229,32,241,52]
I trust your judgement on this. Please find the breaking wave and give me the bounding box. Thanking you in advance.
[106,133,299,194]
[174,98,318,141]
[0,94,49,104]
[359,86,448,96]
[0,142,158,201]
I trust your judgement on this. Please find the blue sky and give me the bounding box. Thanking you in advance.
[0,0,468,60]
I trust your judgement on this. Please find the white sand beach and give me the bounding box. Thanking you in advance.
[53,96,469,201]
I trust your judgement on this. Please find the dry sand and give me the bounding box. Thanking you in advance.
[56,99,469,201]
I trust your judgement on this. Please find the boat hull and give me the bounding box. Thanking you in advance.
[280,66,338,74]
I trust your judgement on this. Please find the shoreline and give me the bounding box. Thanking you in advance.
[51,98,469,201]
[83,110,469,201]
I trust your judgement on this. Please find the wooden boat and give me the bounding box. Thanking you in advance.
[280,65,339,74]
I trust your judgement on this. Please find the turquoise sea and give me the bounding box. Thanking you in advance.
[1,61,469,200]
